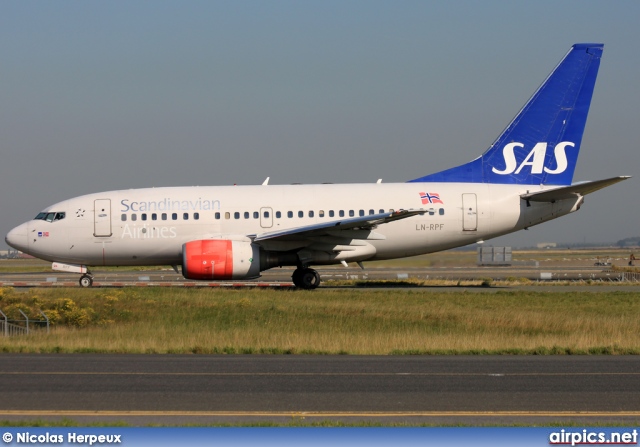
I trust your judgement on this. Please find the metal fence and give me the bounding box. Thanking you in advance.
[477,246,512,266]
[0,309,49,337]
[616,271,640,282]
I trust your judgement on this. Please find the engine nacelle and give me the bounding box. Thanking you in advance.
[182,240,260,280]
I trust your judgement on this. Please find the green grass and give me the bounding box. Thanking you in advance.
[1,286,639,354]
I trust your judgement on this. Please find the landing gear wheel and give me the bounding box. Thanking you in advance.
[291,269,303,287]
[79,274,93,288]
[292,267,320,290]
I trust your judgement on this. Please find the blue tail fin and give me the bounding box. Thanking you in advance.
[409,43,603,185]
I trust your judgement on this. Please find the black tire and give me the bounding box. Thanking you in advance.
[291,269,303,287]
[79,275,93,288]
[300,268,320,290]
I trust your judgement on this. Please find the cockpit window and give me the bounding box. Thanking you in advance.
[34,212,66,222]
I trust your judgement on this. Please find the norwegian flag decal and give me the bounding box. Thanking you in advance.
[419,192,443,205]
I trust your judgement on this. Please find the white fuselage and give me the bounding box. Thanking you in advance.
[10,182,582,269]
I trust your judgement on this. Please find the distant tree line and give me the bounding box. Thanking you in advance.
[617,237,640,248]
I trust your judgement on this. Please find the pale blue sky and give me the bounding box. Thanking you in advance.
[1,1,638,248]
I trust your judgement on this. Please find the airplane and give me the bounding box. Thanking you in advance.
[4,43,630,289]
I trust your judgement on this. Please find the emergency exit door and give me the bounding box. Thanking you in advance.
[260,207,273,228]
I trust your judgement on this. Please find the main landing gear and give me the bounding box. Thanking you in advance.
[291,267,321,290]
[79,274,94,288]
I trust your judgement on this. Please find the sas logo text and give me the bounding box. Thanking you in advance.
[492,141,574,175]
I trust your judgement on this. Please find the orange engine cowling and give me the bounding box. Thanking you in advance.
[182,240,260,280]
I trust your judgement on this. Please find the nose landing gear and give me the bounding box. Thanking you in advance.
[79,274,94,288]
[51,263,93,287]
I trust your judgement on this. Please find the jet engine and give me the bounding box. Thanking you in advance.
[182,240,261,280]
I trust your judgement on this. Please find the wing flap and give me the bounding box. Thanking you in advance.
[252,209,425,242]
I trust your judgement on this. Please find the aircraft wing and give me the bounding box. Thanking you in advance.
[252,209,425,242]
[520,176,631,203]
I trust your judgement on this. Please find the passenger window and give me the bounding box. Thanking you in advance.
[162,213,168,221]
[339,210,344,217]
[329,210,335,217]
[172,213,178,220]
[428,209,435,216]
[183,213,189,220]
[141,213,147,221]
[121,214,127,222]
[152,213,157,221]
[131,214,137,222]
[234,212,240,219]
[319,210,325,217]
[276,211,281,219]
[287,211,293,218]
[298,211,303,218]
[379,209,385,214]
[439,208,445,215]
[254,211,259,219]
[309,211,314,218]
[225,212,230,219]
[349,210,355,217]
[369,209,375,215]
[263,211,269,218]
[359,210,364,217]
[215,212,220,220]
[194,213,199,220]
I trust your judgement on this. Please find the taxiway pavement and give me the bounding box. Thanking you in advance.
[1,355,639,425]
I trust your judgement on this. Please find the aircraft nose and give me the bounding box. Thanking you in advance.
[5,223,29,252]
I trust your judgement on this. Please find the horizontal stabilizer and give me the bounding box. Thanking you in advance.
[520,176,630,203]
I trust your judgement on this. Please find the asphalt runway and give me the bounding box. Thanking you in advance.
[1,355,639,425]
[1,264,638,290]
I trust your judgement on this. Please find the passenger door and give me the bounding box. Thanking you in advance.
[462,194,477,231]
[94,199,112,237]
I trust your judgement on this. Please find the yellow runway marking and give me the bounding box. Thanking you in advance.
[1,410,640,418]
